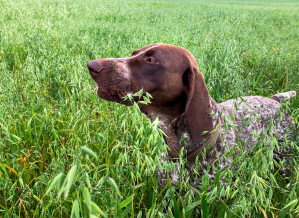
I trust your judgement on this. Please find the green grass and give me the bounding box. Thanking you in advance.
[0,0,298,217]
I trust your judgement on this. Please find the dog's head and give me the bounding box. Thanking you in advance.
[88,43,215,152]
[87,44,199,113]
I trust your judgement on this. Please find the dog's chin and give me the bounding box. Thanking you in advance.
[95,83,134,106]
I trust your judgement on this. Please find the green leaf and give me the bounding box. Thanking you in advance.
[86,172,91,189]
[119,194,134,209]
[65,165,77,198]
[268,149,273,161]
[185,200,201,213]
[210,122,220,134]
[214,167,223,185]
[19,177,24,189]
[83,187,91,212]
[201,192,208,218]
[91,201,107,217]
[133,182,145,190]
[202,131,209,135]
[96,176,106,188]
[108,177,122,198]
[81,146,97,158]
[71,199,80,218]
[121,206,131,218]
[145,92,152,99]
[231,190,238,199]
[46,172,65,195]
[282,199,298,210]
[132,88,143,97]
[33,194,42,203]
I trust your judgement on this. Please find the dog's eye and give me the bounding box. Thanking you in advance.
[146,57,156,63]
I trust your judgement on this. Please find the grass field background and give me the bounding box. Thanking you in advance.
[0,0,298,217]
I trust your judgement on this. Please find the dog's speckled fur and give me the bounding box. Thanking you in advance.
[157,95,295,188]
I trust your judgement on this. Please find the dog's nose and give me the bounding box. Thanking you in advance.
[87,60,102,74]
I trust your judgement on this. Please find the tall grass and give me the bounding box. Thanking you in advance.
[0,0,298,217]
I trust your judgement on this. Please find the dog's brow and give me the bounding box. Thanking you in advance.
[131,45,160,57]
[131,50,140,56]
[145,50,155,56]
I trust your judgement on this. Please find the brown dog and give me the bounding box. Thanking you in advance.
[88,43,296,186]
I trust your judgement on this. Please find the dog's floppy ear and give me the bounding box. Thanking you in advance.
[182,67,195,112]
[183,66,214,144]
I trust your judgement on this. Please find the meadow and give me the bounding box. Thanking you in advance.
[0,0,298,217]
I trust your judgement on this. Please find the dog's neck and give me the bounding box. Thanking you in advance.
[140,95,219,159]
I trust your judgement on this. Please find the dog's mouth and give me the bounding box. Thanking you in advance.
[94,83,134,106]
